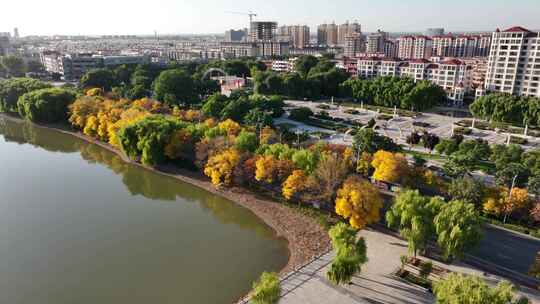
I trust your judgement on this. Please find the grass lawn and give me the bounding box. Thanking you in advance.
[405,150,447,162]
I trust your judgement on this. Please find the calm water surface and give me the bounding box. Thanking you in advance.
[0,117,288,304]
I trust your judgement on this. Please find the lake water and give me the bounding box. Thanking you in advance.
[0,117,288,304]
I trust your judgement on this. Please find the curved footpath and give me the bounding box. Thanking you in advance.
[1,114,331,274]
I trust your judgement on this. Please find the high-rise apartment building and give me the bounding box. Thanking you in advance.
[367,30,388,54]
[398,35,433,59]
[344,32,365,57]
[384,40,398,58]
[317,23,339,46]
[249,21,277,41]
[338,21,361,46]
[13,28,19,39]
[431,34,491,58]
[484,26,540,98]
[278,25,310,48]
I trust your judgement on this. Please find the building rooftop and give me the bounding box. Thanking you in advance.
[503,26,532,33]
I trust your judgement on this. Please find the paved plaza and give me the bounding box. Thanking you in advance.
[282,100,540,150]
[274,228,540,304]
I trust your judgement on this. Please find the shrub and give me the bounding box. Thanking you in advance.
[288,107,314,122]
[251,272,281,304]
[419,261,433,279]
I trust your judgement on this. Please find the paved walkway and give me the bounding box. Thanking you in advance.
[276,228,540,304]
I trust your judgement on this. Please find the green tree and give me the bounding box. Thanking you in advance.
[353,128,400,154]
[443,152,476,178]
[80,68,115,91]
[17,87,77,123]
[294,55,319,77]
[448,177,485,207]
[244,108,273,127]
[153,69,196,106]
[386,190,444,257]
[495,162,528,188]
[250,272,280,304]
[220,97,251,122]
[0,77,51,112]
[118,115,188,166]
[235,130,258,153]
[201,93,229,117]
[326,223,368,285]
[457,139,491,161]
[1,55,26,77]
[434,200,482,260]
[434,273,525,304]
[288,107,313,122]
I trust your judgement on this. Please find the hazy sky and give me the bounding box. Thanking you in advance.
[2,0,539,36]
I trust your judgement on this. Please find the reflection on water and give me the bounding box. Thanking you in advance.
[0,116,288,304]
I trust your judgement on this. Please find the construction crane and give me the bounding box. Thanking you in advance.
[225,11,257,24]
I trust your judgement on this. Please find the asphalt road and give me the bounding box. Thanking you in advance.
[470,225,540,275]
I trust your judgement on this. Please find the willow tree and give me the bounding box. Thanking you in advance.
[326,223,368,285]
[386,190,444,257]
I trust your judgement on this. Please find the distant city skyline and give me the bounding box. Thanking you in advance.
[2,0,540,36]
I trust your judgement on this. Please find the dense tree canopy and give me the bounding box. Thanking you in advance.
[17,87,77,123]
[153,69,197,106]
[434,200,482,260]
[386,190,444,256]
[80,68,115,91]
[353,129,400,154]
[118,115,189,166]
[470,93,540,126]
[341,76,446,111]
[434,273,524,304]
[0,77,51,112]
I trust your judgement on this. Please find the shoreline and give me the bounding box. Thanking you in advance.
[0,113,331,274]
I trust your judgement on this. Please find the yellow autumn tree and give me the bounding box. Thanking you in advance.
[282,170,307,200]
[335,175,383,229]
[356,152,373,176]
[68,96,103,129]
[203,148,241,186]
[371,150,409,183]
[83,115,99,137]
[85,87,104,97]
[255,155,293,184]
[484,187,530,223]
[217,119,241,137]
[255,155,277,183]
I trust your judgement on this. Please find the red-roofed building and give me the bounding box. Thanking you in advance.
[356,57,472,103]
[397,35,433,60]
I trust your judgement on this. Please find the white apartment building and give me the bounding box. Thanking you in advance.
[398,35,433,59]
[484,26,540,98]
[270,59,296,72]
[357,57,471,103]
[40,52,149,80]
[432,34,491,58]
